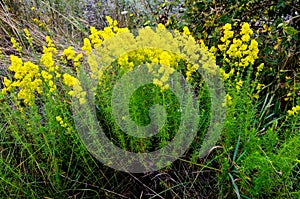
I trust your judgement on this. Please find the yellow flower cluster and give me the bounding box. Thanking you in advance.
[256,63,264,76]
[218,22,259,68]
[74,53,83,67]
[63,74,86,104]
[40,36,61,93]
[40,70,56,93]
[40,52,55,71]
[89,26,103,48]
[2,30,90,105]
[240,22,253,42]
[235,79,244,91]
[222,93,233,107]
[198,39,217,74]
[220,24,234,43]
[24,28,33,47]
[217,22,263,98]
[73,81,86,105]
[63,46,75,60]
[103,47,179,91]
[11,37,22,53]
[287,105,300,116]
[119,48,180,90]
[151,62,175,91]
[87,19,217,97]
[183,26,191,36]
[44,36,57,54]
[2,55,42,105]
[1,36,63,104]
[86,16,129,50]
[62,46,83,67]
[82,38,92,55]
[32,18,47,29]
[219,68,235,80]
[1,16,221,110]
[159,51,173,67]
[56,116,68,128]
[63,73,77,87]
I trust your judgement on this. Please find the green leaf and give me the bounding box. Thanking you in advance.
[284,26,298,35]
[229,173,241,199]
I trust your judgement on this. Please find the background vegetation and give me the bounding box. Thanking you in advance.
[0,0,299,198]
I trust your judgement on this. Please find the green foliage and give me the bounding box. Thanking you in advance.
[163,1,300,197]
[174,0,299,111]
[0,0,299,198]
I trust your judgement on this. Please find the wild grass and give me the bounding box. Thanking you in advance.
[0,1,299,198]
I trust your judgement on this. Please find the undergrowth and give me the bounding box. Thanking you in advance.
[0,1,299,198]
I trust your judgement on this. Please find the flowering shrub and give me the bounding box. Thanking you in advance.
[0,13,299,198]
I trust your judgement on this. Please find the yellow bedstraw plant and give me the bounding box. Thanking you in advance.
[85,21,168,88]
[1,16,223,143]
[70,17,227,165]
[2,55,42,105]
[82,19,218,100]
[218,22,265,104]
[10,37,23,54]
[1,17,264,114]
[287,105,300,116]
[24,28,33,48]
[1,29,86,105]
